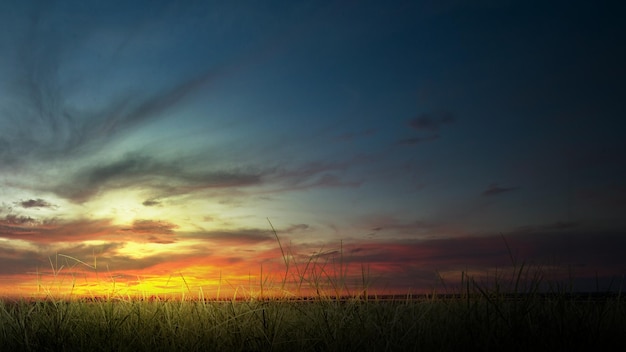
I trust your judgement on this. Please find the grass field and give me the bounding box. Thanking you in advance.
[1,233,624,351]
[1,288,624,351]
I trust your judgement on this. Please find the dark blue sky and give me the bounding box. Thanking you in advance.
[0,0,625,296]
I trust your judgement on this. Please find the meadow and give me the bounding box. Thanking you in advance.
[1,233,624,351]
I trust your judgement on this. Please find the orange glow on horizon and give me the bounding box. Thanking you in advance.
[3,232,620,300]
[0,248,410,300]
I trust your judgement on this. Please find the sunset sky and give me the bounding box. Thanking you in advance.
[1,0,625,298]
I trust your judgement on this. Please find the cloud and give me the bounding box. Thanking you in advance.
[45,153,262,203]
[118,219,178,244]
[142,199,161,207]
[2,8,367,206]
[0,246,42,276]
[183,228,274,245]
[396,135,439,146]
[0,5,221,167]
[2,217,625,294]
[300,229,626,292]
[310,174,362,188]
[482,183,520,196]
[0,240,191,278]
[397,111,454,146]
[353,214,449,239]
[124,220,178,235]
[284,224,310,233]
[0,224,124,277]
[0,71,214,163]
[409,111,455,132]
[0,214,38,226]
[17,198,54,209]
[369,219,429,233]
[0,216,114,244]
[265,160,363,192]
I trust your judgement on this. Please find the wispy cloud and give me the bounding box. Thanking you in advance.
[0,4,221,167]
[1,3,368,212]
[2,72,219,166]
[284,223,310,233]
[40,153,262,203]
[354,214,454,240]
[265,160,363,193]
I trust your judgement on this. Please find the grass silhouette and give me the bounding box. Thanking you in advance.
[1,229,624,351]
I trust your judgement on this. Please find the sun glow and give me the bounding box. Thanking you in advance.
[116,242,190,259]
[87,190,153,225]
[23,268,269,300]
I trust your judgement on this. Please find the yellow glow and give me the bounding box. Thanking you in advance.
[0,238,38,252]
[21,269,271,300]
[81,240,109,246]
[116,241,188,259]
[86,189,148,224]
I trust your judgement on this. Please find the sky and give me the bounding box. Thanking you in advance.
[1,0,625,298]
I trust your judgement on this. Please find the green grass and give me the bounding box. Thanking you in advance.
[1,290,624,351]
[1,229,624,351]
